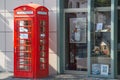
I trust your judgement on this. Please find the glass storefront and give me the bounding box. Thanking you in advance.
[64,12,87,71]
[90,0,111,76]
[64,0,88,73]
[58,0,119,79]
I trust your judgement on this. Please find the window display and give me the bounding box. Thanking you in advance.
[69,18,86,43]
[90,11,111,76]
[65,12,87,71]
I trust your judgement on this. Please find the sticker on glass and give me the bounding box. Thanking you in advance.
[20,34,28,39]
[40,34,45,37]
[19,21,24,26]
[19,27,28,32]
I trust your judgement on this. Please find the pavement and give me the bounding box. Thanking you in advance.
[0,72,119,80]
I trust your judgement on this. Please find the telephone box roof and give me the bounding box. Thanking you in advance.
[14,3,48,10]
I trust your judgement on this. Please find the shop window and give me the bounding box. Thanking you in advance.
[94,0,111,7]
[90,11,111,76]
[65,0,88,8]
[64,12,87,71]
[68,1,72,8]
[76,2,80,8]
[118,0,120,6]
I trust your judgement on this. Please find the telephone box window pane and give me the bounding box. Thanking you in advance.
[19,65,31,71]
[24,60,31,64]
[40,58,45,63]
[17,57,32,71]
[41,52,46,57]
[19,59,24,64]
[20,46,25,50]
[19,52,31,57]
[19,21,24,26]
[19,20,31,26]
[19,52,24,56]
[40,64,46,70]
[40,27,45,33]
[40,40,45,44]
[19,27,29,32]
[18,46,31,51]
[20,33,28,39]
[40,45,45,50]
[19,65,24,69]
[25,53,31,57]
[24,21,29,26]
[20,40,31,45]
[40,33,45,38]
[20,40,25,44]
[40,20,46,27]
[40,20,46,33]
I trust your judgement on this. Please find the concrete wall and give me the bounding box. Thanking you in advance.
[0,0,57,76]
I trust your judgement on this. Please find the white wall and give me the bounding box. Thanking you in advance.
[0,0,57,76]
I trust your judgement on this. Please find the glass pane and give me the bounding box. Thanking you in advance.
[40,39,45,44]
[64,0,88,8]
[19,27,31,32]
[18,65,31,71]
[40,33,45,38]
[41,52,46,57]
[19,52,31,57]
[39,20,47,70]
[90,11,111,75]
[40,45,45,50]
[17,52,32,71]
[20,40,31,45]
[40,27,45,33]
[118,0,120,6]
[94,0,111,7]
[40,64,46,70]
[65,12,88,71]
[40,58,45,63]
[117,10,120,75]
[16,20,32,71]
[40,20,46,27]
[19,20,31,26]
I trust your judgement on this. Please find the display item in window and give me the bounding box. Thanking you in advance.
[100,40,110,56]
[93,46,101,55]
[70,23,81,42]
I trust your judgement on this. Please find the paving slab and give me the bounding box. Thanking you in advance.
[0,72,119,80]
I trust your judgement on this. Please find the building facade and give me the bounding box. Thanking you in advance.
[57,0,120,79]
[0,0,120,79]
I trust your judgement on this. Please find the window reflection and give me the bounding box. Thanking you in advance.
[65,0,87,8]
[94,0,111,7]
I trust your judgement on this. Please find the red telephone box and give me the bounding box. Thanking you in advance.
[14,3,49,78]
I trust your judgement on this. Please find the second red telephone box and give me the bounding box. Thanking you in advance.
[14,3,49,78]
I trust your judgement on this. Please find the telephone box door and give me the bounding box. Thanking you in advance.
[37,14,49,77]
[14,18,33,77]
